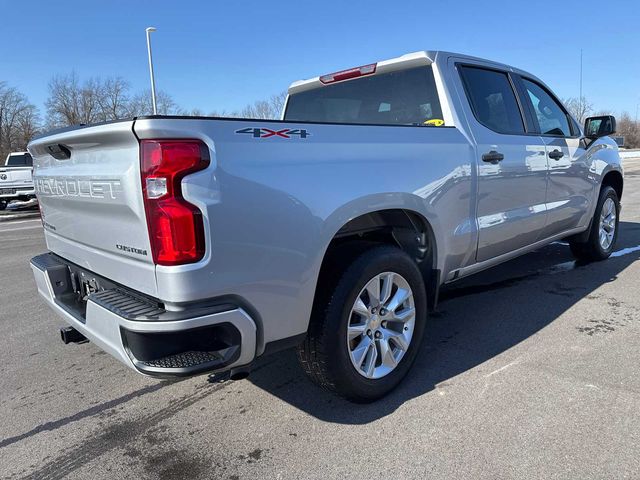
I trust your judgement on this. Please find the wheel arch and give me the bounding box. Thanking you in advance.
[314,206,441,314]
[601,169,623,200]
[568,166,623,245]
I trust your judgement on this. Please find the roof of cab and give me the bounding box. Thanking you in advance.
[287,50,533,95]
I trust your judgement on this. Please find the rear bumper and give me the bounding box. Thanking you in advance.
[30,252,257,377]
[0,187,35,199]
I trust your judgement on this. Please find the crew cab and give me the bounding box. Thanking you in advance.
[28,51,622,401]
[0,151,36,209]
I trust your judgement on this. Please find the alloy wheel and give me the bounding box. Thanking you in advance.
[347,272,416,379]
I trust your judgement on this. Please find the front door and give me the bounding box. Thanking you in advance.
[518,77,595,237]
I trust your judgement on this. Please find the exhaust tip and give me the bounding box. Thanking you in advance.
[60,326,87,344]
[229,367,251,381]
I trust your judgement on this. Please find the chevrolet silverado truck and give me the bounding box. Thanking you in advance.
[28,51,622,402]
[0,151,36,209]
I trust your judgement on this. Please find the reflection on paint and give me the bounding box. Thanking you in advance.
[412,164,472,203]
[477,202,548,229]
[525,145,547,172]
[545,200,570,211]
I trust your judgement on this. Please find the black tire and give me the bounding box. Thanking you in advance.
[297,245,427,402]
[569,186,619,262]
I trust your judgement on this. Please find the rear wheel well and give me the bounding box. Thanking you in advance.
[315,209,439,312]
[602,170,623,200]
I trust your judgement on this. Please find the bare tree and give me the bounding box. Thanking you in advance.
[14,105,40,148]
[617,112,640,149]
[95,77,131,121]
[46,73,132,126]
[270,91,288,118]
[0,81,40,160]
[45,70,285,127]
[562,96,593,123]
[239,91,287,119]
[180,107,205,117]
[45,73,182,126]
[207,108,241,118]
[46,72,101,127]
[126,89,179,116]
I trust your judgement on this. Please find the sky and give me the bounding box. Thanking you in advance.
[1,0,639,118]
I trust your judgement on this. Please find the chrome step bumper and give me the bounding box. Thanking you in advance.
[30,253,257,377]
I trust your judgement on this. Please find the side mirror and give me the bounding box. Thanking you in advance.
[584,115,616,139]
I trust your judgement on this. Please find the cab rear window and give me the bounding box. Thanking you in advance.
[6,153,32,166]
[284,66,444,126]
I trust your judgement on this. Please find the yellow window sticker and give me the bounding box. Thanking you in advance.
[423,119,444,126]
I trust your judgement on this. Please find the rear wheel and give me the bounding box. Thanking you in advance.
[297,245,427,402]
[570,186,619,261]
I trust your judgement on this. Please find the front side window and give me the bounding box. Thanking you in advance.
[284,66,444,126]
[522,79,572,137]
[459,66,525,135]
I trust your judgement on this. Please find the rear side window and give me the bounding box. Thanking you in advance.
[459,66,525,135]
[284,66,444,126]
[6,153,32,166]
[521,78,572,137]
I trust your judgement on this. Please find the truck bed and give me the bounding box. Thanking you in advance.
[28,115,474,349]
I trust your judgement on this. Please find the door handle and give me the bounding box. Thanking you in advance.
[548,149,564,160]
[482,151,504,164]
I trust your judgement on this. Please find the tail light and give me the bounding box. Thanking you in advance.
[140,140,210,266]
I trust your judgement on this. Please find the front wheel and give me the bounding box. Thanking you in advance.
[570,186,620,261]
[297,245,427,402]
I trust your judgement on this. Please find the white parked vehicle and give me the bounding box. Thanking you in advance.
[0,152,36,210]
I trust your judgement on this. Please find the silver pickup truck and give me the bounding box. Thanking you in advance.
[28,51,622,402]
[0,151,36,209]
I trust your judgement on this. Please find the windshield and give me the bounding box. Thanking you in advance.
[284,66,444,126]
[6,153,33,166]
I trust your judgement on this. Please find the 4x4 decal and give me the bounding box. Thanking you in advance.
[235,127,310,139]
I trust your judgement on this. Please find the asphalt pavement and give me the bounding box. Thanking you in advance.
[2,162,640,479]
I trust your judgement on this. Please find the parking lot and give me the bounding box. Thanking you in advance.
[2,161,640,480]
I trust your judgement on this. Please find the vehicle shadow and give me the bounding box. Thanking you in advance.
[245,221,640,424]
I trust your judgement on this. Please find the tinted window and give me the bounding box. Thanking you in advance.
[6,153,32,166]
[284,66,444,126]
[459,66,524,134]
[522,79,572,136]
[570,115,582,136]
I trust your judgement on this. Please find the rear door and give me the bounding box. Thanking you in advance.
[456,63,549,262]
[517,77,594,236]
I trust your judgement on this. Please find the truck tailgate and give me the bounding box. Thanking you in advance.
[28,121,158,297]
[0,166,32,187]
